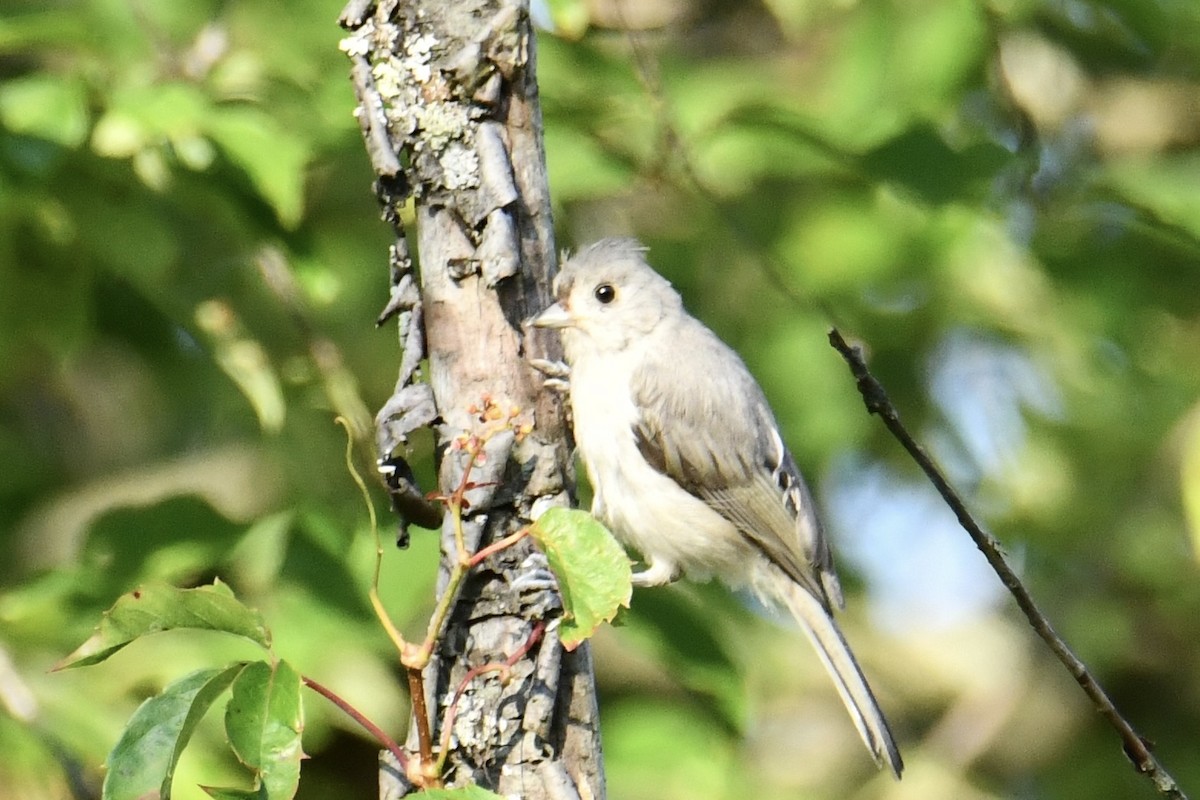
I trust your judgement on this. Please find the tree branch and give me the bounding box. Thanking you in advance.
[340,1,602,797]
[828,327,1188,800]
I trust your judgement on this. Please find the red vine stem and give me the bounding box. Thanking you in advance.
[468,527,530,568]
[434,621,547,774]
[303,675,408,771]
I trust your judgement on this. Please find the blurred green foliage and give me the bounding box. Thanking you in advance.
[2,0,1200,799]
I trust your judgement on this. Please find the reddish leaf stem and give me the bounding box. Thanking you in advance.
[434,620,547,773]
[302,675,408,771]
[467,527,531,568]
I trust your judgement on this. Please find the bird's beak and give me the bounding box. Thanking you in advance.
[530,302,573,329]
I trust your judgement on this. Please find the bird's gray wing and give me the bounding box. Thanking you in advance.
[630,322,839,608]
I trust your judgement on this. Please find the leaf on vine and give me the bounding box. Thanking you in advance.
[57,580,272,670]
[529,507,632,650]
[102,664,246,800]
[224,660,305,800]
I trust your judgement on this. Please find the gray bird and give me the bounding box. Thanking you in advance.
[531,237,902,777]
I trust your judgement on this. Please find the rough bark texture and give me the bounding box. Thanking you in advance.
[339,1,605,798]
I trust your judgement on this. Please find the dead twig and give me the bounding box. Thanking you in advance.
[828,327,1188,800]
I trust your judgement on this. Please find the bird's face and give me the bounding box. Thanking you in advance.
[531,239,681,361]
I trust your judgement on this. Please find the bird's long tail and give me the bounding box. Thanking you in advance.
[771,573,903,778]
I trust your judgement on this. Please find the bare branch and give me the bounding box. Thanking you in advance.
[829,327,1188,800]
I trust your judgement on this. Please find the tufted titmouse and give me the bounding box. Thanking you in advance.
[531,238,902,776]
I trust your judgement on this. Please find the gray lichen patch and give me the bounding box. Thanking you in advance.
[340,1,529,206]
[440,142,481,192]
[416,101,472,151]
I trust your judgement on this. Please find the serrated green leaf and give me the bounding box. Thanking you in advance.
[225,660,304,800]
[417,787,507,800]
[529,508,631,650]
[58,581,272,669]
[103,664,246,800]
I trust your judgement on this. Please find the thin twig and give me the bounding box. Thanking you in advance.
[335,416,439,782]
[828,327,1188,800]
[303,675,408,772]
[335,417,409,657]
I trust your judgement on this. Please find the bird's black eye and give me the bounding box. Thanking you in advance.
[594,283,616,304]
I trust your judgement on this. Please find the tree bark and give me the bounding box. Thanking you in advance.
[340,1,604,798]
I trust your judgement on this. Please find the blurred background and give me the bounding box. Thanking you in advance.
[2,0,1200,798]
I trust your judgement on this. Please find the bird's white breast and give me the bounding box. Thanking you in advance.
[567,342,757,584]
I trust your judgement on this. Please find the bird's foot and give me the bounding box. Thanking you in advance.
[530,358,571,393]
[631,561,681,588]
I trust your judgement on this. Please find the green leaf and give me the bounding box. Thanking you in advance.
[529,508,631,650]
[1103,152,1200,241]
[224,660,304,800]
[0,73,89,147]
[0,10,89,52]
[192,299,288,434]
[1182,416,1200,560]
[207,108,310,228]
[544,0,590,39]
[102,664,246,800]
[58,581,272,669]
[417,788,507,800]
[92,81,212,158]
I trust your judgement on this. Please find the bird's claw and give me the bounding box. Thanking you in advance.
[631,561,681,588]
[530,358,571,394]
